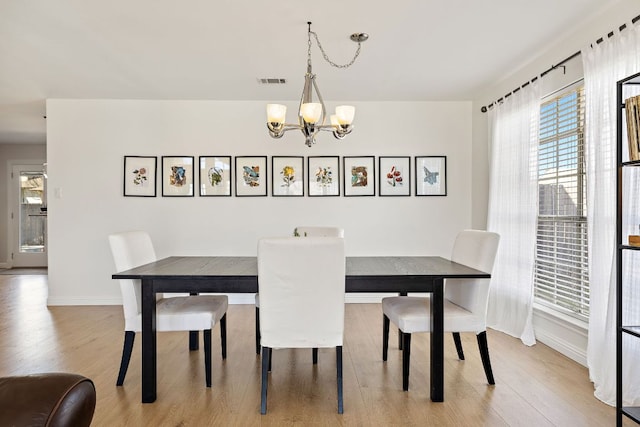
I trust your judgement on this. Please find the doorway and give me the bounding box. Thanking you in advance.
[10,163,47,267]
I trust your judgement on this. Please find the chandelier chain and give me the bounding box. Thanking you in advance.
[309,31,362,69]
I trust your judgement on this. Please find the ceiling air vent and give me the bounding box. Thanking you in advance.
[258,78,287,84]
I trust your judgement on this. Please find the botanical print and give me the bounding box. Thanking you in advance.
[280,165,295,187]
[415,156,446,196]
[423,166,439,185]
[132,167,148,186]
[170,165,188,186]
[242,165,260,187]
[351,166,368,187]
[124,156,157,197]
[385,165,404,187]
[315,166,333,186]
[208,167,223,186]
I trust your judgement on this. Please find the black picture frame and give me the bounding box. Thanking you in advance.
[415,156,447,196]
[343,156,375,197]
[379,156,411,196]
[235,156,267,196]
[123,155,157,197]
[161,156,195,197]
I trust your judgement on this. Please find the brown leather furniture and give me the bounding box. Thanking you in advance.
[0,373,96,427]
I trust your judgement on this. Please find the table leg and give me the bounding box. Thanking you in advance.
[430,278,444,402]
[141,278,157,403]
[189,292,199,350]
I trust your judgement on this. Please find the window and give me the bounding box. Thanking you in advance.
[534,84,589,320]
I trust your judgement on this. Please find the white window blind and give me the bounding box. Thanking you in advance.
[534,85,589,320]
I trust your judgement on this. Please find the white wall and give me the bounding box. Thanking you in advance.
[46,99,472,305]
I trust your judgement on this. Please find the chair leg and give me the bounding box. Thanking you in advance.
[116,331,135,386]
[312,348,318,365]
[204,329,212,387]
[268,347,273,372]
[260,346,270,414]
[337,345,344,414]
[255,306,261,355]
[402,332,411,391]
[220,313,227,359]
[477,331,495,385]
[382,314,390,361]
[452,332,465,360]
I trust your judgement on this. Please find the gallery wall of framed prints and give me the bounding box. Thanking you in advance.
[122,154,447,198]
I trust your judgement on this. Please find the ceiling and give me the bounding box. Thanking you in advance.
[0,0,618,144]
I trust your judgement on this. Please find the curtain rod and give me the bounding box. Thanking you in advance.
[480,14,640,113]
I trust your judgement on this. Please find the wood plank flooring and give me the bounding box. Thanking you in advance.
[0,274,627,426]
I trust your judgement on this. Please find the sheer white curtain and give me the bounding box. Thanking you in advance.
[486,82,540,346]
[582,20,640,406]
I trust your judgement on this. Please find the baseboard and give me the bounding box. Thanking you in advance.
[0,262,9,269]
[532,304,588,367]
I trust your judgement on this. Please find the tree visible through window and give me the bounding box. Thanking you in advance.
[534,84,589,320]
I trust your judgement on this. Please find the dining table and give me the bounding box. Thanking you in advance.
[112,255,490,404]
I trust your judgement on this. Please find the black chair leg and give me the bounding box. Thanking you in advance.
[220,313,227,359]
[337,345,343,414]
[261,346,270,414]
[453,332,465,360]
[382,314,390,361]
[204,329,212,387]
[268,347,272,372]
[255,306,261,355]
[402,332,411,391]
[312,348,318,364]
[189,331,199,350]
[477,331,495,385]
[116,331,135,386]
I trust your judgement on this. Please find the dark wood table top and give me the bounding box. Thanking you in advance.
[112,256,490,294]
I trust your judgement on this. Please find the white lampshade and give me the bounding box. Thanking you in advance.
[300,103,322,124]
[335,105,355,125]
[267,104,287,123]
[330,115,340,128]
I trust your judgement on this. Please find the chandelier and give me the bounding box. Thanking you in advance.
[266,22,368,147]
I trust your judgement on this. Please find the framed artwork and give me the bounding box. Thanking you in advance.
[415,156,447,196]
[343,156,375,197]
[199,156,232,196]
[235,156,267,196]
[161,156,194,197]
[272,156,304,197]
[308,156,340,197]
[379,156,411,196]
[123,156,157,197]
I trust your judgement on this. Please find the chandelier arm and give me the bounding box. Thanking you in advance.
[309,31,363,69]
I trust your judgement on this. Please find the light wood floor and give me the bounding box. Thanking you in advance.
[0,274,627,426]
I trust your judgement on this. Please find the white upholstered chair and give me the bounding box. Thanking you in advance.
[381,229,500,391]
[108,231,228,387]
[258,237,346,414]
[255,226,345,355]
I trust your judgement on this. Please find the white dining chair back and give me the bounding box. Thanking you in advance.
[257,236,346,414]
[109,230,157,331]
[108,230,228,388]
[445,229,500,333]
[381,229,500,391]
[254,226,345,355]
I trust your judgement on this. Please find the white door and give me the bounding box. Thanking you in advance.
[10,164,48,267]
